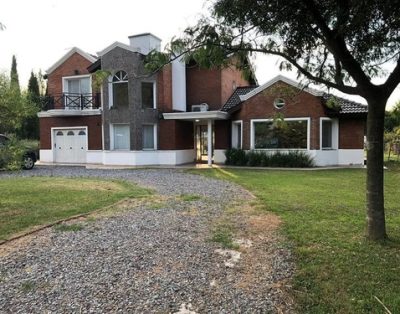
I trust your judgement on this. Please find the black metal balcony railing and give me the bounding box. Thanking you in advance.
[40,93,101,111]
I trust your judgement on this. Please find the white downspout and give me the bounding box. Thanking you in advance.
[207,119,212,166]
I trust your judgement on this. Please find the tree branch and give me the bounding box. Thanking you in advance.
[382,57,400,98]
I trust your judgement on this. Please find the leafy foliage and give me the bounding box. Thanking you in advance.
[0,135,26,170]
[10,55,20,93]
[385,101,400,132]
[225,148,314,168]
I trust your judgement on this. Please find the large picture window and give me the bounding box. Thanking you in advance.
[113,124,130,150]
[112,71,128,107]
[142,124,156,150]
[142,82,155,109]
[253,119,308,149]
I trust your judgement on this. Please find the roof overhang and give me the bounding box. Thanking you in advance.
[97,41,140,57]
[46,47,97,75]
[38,109,102,118]
[163,111,229,121]
[239,74,324,102]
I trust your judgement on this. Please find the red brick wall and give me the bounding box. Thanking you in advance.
[157,65,173,112]
[39,116,102,150]
[158,120,194,150]
[221,66,250,105]
[339,119,365,149]
[231,82,327,150]
[47,52,93,109]
[186,68,222,110]
[214,120,230,149]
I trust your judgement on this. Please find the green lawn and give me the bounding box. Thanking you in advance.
[191,166,400,313]
[0,177,151,241]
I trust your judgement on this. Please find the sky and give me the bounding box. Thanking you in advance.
[1,0,399,108]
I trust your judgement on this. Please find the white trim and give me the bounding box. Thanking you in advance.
[239,75,323,102]
[46,47,97,74]
[141,81,157,109]
[163,111,229,121]
[51,126,88,163]
[250,117,311,150]
[111,123,130,151]
[231,120,243,149]
[320,117,339,150]
[37,109,101,118]
[62,74,92,94]
[142,123,157,150]
[97,41,140,57]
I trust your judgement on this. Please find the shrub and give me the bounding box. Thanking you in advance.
[0,136,26,170]
[225,149,314,168]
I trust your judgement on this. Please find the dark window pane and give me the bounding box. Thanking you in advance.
[142,82,154,109]
[113,82,128,107]
[143,125,155,149]
[322,120,332,148]
[254,120,307,149]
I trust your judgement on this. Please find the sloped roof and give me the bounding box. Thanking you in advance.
[221,75,368,115]
[97,41,141,57]
[46,47,97,74]
[221,86,257,112]
[322,93,368,114]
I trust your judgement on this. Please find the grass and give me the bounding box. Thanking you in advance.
[211,220,239,250]
[54,223,84,232]
[0,177,151,241]
[189,166,400,313]
[180,194,202,202]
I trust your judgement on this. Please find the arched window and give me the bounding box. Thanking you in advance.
[67,131,75,136]
[78,130,86,136]
[112,71,128,107]
[56,131,64,136]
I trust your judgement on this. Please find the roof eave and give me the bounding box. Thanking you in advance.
[46,47,97,75]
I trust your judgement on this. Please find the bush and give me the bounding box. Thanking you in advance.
[225,149,314,168]
[0,136,26,170]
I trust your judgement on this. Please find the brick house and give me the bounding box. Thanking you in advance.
[38,33,367,166]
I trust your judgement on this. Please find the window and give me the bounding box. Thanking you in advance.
[274,98,285,109]
[142,82,155,109]
[322,120,333,149]
[113,124,130,150]
[142,124,156,150]
[67,131,74,136]
[112,71,128,107]
[232,121,242,149]
[253,119,308,149]
[56,131,64,136]
[78,130,86,136]
[63,76,91,108]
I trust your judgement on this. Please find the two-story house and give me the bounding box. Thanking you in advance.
[38,33,367,167]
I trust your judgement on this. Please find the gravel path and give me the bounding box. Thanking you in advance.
[0,166,294,313]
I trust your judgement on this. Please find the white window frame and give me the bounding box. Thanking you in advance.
[231,120,243,149]
[320,117,338,150]
[250,117,310,150]
[62,74,92,94]
[108,71,129,109]
[141,81,157,109]
[142,124,157,150]
[110,123,130,151]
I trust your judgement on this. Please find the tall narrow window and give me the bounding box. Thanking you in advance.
[232,122,242,149]
[113,124,130,150]
[142,82,155,109]
[112,71,128,107]
[322,120,333,149]
[143,124,155,150]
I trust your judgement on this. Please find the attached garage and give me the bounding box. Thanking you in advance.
[53,128,87,163]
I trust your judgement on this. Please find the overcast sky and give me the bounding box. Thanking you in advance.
[1,0,398,107]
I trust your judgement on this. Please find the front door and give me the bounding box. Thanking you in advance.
[195,125,213,162]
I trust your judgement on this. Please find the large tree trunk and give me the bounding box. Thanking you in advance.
[366,98,387,240]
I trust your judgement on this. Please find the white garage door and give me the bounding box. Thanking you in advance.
[54,129,87,163]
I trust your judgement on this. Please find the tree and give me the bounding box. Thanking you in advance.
[16,72,41,139]
[147,0,400,240]
[0,73,34,134]
[10,55,20,94]
[385,102,400,132]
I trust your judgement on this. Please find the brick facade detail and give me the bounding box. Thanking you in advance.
[158,120,194,150]
[39,116,102,150]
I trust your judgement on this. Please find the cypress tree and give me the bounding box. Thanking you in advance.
[10,55,20,93]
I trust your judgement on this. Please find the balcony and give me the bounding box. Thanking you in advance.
[38,93,102,118]
[41,93,101,111]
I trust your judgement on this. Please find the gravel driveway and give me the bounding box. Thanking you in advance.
[0,166,294,313]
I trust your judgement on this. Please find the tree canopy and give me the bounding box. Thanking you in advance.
[146,0,400,240]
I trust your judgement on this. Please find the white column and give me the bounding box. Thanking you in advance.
[207,119,212,166]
